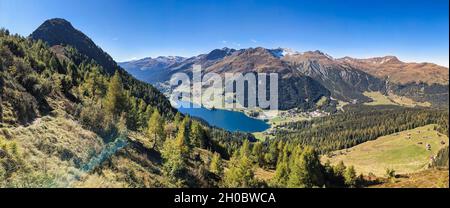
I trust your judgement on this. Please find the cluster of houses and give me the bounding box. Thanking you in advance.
[279,109,330,119]
[261,109,331,137]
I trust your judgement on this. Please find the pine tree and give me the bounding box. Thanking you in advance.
[137,99,147,128]
[104,71,126,119]
[344,165,357,187]
[147,109,165,149]
[161,136,186,187]
[209,152,223,176]
[117,112,128,137]
[126,93,139,130]
[174,112,182,127]
[287,147,324,188]
[175,118,190,156]
[264,141,278,168]
[222,151,257,188]
[160,117,192,187]
[190,121,206,148]
[333,161,346,177]
[272,144,289,187]
[251,142,264,166]
[239,140,251,158]
[222,142,260,188]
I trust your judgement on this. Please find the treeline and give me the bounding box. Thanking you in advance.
[148,116,361,188]
[213,139,362,188]
[391,82,449,108]
[275,105,449,153]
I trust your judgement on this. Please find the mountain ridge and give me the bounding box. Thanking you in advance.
[30,18,119,75]
[121,47,448,85]
[120,47,448,108]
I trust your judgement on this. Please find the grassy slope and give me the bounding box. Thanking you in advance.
[1,110,105,187]
[371,169,449,188]
[1,111,217,187]
[321,124,449,176]
[363,91,431,107]
[363,91,398,106]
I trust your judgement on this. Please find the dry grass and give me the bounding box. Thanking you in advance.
[0,111,106,187]
[254,168,275,182]
[371,169,449,188]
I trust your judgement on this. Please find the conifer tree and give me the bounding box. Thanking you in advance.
[287,147,324,188]
[190,121,206,148]
[240,140,251,158]
[161,136,186,187]
[160,117,193,187]
[209,152,223,176]
[104,71,126,118]
[147,109,165,149]
[264,140,279,168]
[174,112,182,127]
[344,165,357,187]
[175,118,190,156]
[222,145,257,188]
[273,144,289,187]
[333,161,346,178]
[251,142,264,166]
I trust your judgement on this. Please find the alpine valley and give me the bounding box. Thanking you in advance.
[0,18,448,188]
[119,47,449,111]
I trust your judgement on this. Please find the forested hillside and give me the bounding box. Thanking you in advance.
[0,27,251,187]
[0,21,360,188]
[1,18,448,188]
[275,105,449,153]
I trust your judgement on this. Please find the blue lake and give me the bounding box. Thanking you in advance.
[177,103,270,133]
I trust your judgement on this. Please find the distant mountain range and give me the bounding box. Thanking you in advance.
[119,47,449,110]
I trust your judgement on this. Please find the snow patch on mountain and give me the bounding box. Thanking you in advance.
[269,48,301,58]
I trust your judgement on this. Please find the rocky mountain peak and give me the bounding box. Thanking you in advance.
[30,18,118,74]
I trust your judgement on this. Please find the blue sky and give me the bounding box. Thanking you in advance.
[1,0,448,66]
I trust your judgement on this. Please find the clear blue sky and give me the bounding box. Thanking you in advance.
[1,0,448,66]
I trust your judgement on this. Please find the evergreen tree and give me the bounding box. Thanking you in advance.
[117,113,128,137]
[161,136,186,187]
[287,147,324,188]
[209,152,223,176]
[264,141,279,168]
[239,140,251,158]
[190,121,206,148]
[147,109,165,149]
[344,165,357,187]
[126,93,139,130]
[137,99,148,128]
[222,151,257,188]
[272,144,290,187]
[104,71,126,118]
[333,161,346,177]
[251,142,264,166]
[174,112,182,127]
[160,118,193,187]
[175,118,191,157]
